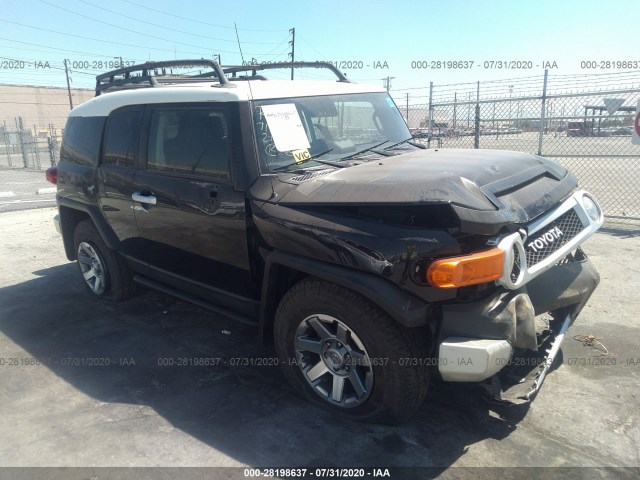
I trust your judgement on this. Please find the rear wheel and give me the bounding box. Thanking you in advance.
[274,278,431,424]
[73,220,134,301]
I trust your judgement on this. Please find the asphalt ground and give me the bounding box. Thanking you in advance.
[0,168,56,212]
[0,208,638,479]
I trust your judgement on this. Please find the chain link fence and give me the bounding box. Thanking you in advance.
[0,117,62,210]
[394,71,640,223]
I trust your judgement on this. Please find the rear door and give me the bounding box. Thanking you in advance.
[131,103,254,306]
[97,106,143,254]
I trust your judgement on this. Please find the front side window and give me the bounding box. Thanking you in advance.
[253,92,410,172]
[147,107,229,178]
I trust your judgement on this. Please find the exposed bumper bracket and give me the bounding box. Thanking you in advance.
[485,312,572,404]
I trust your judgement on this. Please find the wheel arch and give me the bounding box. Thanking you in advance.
[259,250,433,344]
[58,197,120,261]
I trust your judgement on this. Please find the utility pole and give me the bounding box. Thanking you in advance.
[289,28,295,80]
[382,76,395,91]
[64,59,73,110]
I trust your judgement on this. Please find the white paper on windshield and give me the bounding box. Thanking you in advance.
[260,104,310,152]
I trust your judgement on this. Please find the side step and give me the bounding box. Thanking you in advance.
[133,275,259,327]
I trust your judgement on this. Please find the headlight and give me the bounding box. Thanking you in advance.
[581,194,601,222]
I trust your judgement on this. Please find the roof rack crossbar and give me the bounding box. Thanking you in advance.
[95,59,229,96]
[222,62,350,83]
[94,74,159,93]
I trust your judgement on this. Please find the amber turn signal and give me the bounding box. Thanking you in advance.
[427,248,504,288]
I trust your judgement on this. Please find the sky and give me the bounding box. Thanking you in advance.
[0,0,638,104]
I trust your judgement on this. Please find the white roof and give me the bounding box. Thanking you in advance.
[70,80,386,117]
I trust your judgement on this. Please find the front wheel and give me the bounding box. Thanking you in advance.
[274,278,431,424]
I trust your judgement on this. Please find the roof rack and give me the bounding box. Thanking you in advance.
[95,59,349,96]
[95,59,229,96]
[222,62,350,83]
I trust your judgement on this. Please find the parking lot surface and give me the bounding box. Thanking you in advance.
[0,168,56,212]
[0,208,638,477]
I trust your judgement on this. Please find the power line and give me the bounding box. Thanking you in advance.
[296,35,329,61]
[37,0,240,53]
[0,19,207,55]
[0,18,284,57]
[76,0,285,45]
[120,0,289,32]
[0,35,208,59]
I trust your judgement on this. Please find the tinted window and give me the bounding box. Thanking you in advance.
[147,107,229,178]
[103,109,141,167]
[60,116,105,166]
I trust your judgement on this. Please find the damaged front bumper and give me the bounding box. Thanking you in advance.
[437,248,599,403]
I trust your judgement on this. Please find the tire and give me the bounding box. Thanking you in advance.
[72,220,135,301]
[274,278,431,424]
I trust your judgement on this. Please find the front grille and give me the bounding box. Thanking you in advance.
[525,209,585,267]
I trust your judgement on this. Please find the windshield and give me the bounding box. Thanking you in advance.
[253,92,410,172]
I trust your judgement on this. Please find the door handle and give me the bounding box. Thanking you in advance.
[132,192,157,205]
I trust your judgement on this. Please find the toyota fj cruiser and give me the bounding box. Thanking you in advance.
[49,60,602,423]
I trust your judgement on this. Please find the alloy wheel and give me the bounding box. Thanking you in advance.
[295,314,374,408]
[77,242,107,295]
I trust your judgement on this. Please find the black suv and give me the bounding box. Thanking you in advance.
[49,60,602,423]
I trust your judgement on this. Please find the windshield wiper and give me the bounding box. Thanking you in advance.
[385,137,427,150]
[272,149,342,172]
[339,140,390,161]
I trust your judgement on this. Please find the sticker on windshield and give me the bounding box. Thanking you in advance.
[260,104,310,152]
[385,96,395,108]
[292,149,311,164]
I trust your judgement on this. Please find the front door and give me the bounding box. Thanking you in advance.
[131,104,254,304]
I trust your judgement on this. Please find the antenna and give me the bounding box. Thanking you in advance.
[234,22,246,65]
[234,23,273,197]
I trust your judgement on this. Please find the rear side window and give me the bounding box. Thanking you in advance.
[147,107,229,178]
[60,117,105,166]
[103,108,142,167]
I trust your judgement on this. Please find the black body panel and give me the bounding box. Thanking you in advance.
[260,250,433,329]
[131,170,253,297]
[250,199,461,304]
[250,149,577,235]
[97,165,139,252]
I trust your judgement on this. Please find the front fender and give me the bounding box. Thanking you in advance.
[259,250,433,338]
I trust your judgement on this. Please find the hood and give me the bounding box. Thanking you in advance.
[252,149,578,234]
